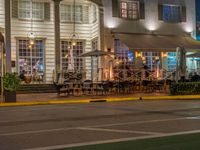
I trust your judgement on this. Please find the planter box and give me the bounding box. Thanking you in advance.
[5,90,16,103]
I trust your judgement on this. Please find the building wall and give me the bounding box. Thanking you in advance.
[102,0,196,77]
[11,0,54,83]
[103,0,196,53]
[60,0,100,80]
[0,0,5,29]
[8,0,100,83]
[103,0,196,36]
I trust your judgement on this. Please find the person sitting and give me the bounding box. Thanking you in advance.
[19,70,26,81]
[191,72,200,82]
[32,68,39,82]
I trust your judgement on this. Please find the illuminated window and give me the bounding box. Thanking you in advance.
[163,5,181,23]
[18,39,44,76]
[92,39,98,78]
[168,52,176,72]
[142,52,161,71]
[61,41,84,71]
[18,0,44,20]
[120,1,139,19]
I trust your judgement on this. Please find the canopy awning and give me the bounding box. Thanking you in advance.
[115,33,200,51]
[187,52,200,58]
[0,27,4,42]
[0,32,4,43]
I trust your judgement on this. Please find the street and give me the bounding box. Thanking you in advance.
[1,100,200,150]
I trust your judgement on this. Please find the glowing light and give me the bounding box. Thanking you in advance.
[144,19,160,31]
[162,52,168,58]
[136,51,142,57]
[72,41,76,46]
[105,18,118,29]
[28,45,32,49]
[184,24,193,33]
[29,40,34,45]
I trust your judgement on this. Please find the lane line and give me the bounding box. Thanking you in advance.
[0,127,76,136]
[85,117,187,128]
[0,117,186,136]
[24,129,200,150]
[77,127,163,135]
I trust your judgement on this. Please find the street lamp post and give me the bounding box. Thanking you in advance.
[0,32,5,103]
[1,42,4,103]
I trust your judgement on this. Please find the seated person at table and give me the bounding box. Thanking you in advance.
[19,70,26,81]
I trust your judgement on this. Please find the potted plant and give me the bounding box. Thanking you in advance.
[3,73,20,102]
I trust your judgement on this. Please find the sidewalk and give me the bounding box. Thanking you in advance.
[0,92,200,107]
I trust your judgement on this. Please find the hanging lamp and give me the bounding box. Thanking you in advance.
[69,0,79,46]
[27,0,36,48]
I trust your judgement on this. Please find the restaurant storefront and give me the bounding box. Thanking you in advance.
[109,33,200,81]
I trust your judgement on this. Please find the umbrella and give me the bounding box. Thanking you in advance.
[186,52,200,58]
[79,50,113,81]
[79,49,113,57]
[67,48,74,71]
[0,32,4,43]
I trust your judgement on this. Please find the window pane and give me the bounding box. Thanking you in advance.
[168,52,176,72]
[32,2,44,20]
[18,40,44,77]
[61,41,84,71]
[163,5,181,22]
[121,2,127,9]
[19,0,31,19]
[18,0,44,20]
[75,6,82,22]
[120,1,138,19]
[60,5,72,22]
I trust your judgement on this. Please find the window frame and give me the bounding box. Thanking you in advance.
[18,0,44,21]
[60,3,89,24]
[60,40,85,71]
[17,38,45,79]
[92,4,97,23]
[162,4,182,23]
[120,0,140,20]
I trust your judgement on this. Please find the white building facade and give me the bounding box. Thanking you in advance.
[0,0,103,83]
[0,0,200,83]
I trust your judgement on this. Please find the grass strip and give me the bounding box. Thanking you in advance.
[60,133,200,150]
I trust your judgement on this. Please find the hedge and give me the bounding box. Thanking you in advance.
[170,82,200,95]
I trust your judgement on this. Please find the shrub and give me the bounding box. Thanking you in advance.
[170,82,200,95]
[3,73,21,92]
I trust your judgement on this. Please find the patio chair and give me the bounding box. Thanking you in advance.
[101,81,114,95]
[82,80,93,95]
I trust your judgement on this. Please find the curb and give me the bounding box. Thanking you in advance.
[0,95,200,107]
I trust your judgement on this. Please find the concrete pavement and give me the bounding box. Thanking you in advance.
[0,100,200,149]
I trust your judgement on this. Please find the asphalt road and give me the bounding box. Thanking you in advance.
[1,100,200,150]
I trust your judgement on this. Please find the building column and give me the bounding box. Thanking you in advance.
[53,0,61,74]
[98,6,104,81]
[4,0,11,73]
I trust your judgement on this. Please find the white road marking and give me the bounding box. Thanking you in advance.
[24,129,200,150]
[186,116,200,119]
[0,127,75,136]
[77,127,163,135]
[0,117,186,136]
[86,117,187,128]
